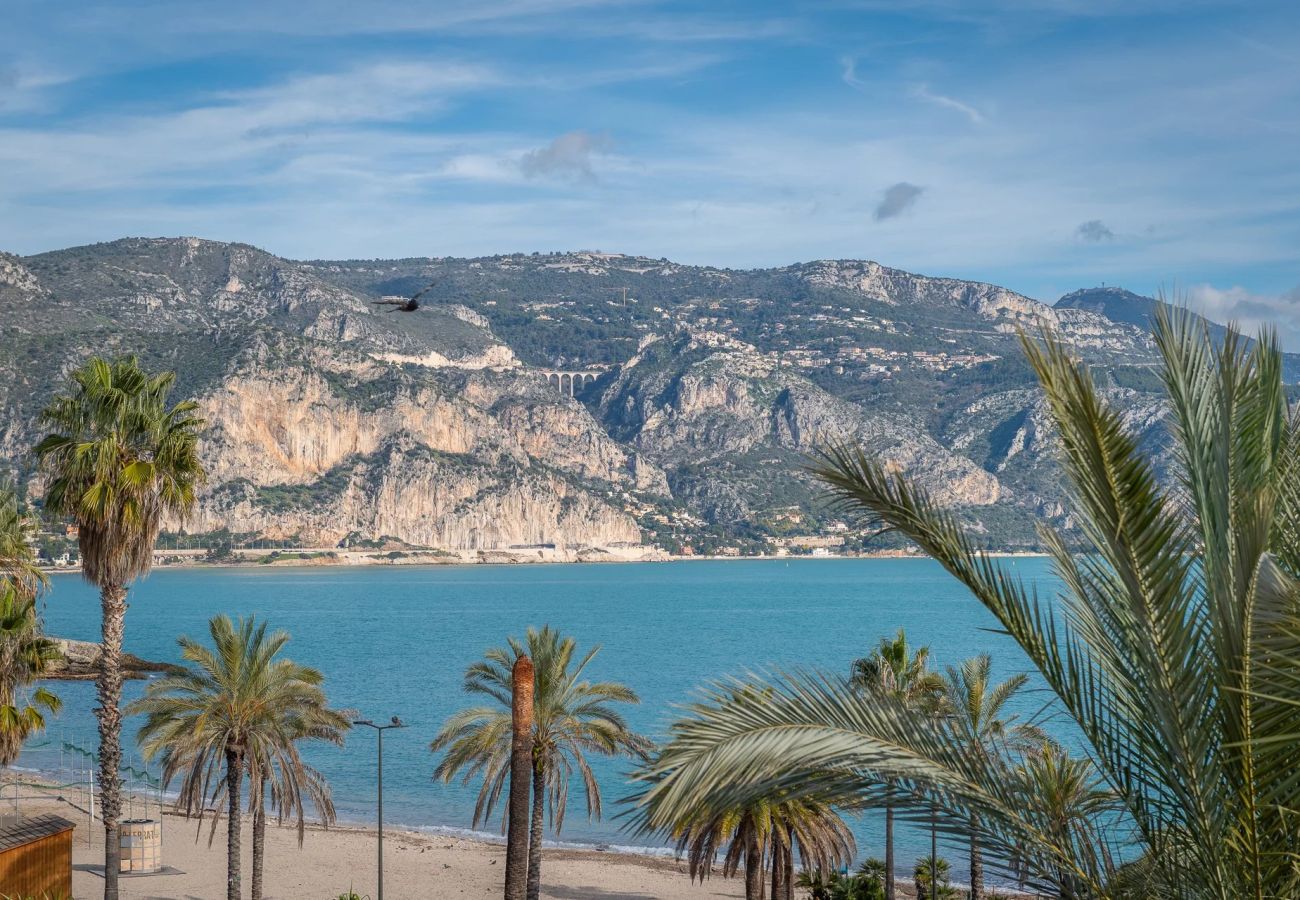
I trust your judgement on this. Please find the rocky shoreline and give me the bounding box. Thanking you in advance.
[43,638,176,681]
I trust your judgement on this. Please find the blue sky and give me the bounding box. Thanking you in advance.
[2,0,1297,326]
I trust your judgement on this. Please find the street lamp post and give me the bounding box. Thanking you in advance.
[354,716,406,900]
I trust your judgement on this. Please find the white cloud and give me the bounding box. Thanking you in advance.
[1185,283,1300,349]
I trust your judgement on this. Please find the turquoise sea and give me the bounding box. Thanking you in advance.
[20,558,1061,881]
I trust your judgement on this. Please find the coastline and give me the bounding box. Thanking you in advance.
[39,546,1048,577]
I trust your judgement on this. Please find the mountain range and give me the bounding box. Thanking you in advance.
[2,238,1283,555]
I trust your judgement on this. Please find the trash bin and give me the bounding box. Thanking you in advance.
[119,818,162,873]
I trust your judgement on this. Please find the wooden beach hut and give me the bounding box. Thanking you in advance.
[0,814,75,899]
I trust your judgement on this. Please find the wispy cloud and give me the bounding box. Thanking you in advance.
[874,182,925,220]
[1187,283,1300,350]
[840,55,868,91]
[1076,219,1114,242]
[911,83,985,124]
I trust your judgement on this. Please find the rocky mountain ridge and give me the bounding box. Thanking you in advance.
[0,237,1261,553]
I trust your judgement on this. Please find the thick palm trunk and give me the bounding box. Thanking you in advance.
[744,832,765,900]
[98,584,127,900]
[504,655,534,900]
[252,779,267,900]
[884,800,895,900]
[969,834,983,900]
[526,760,545,900]
[226,747,243,900]
[783,849,794,900]
[770,834,787,900]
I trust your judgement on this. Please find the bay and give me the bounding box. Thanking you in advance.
[19,557,1060,880]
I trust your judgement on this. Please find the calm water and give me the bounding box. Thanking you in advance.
[22,558,1061,879]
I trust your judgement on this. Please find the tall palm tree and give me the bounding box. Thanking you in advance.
[941,655,1046,899]
[634,309,1300,897]
[432,626,649,900]
[0,583,61,767]
[35,355,203,899]
[129,615,345,900]
[851,629,944,900]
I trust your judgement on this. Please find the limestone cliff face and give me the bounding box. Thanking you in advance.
[199,369,498,486]
[188,443,641,549]
[187,357,659,548]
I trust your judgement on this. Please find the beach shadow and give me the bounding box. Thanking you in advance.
[541,885,659,900]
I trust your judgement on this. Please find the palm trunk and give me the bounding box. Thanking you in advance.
[784,849,794,900]
[98,584,127,900]
[744,830,765,900]
[771,830,790,900]
[526,759,545,900]
[884,800,895,900]
[770,835,782,900]
[252,777,267,900]
[226,746,243,900]
[969,831,983,900]
[504,655,534,900]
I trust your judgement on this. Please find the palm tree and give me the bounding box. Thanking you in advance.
[673,795,855,900]
[851,629,944,900]
[432,626,649,900]
[0,486,59,769]
[941,655,1046,899]
[634,309,1300,897]
[35,355,203,899]
[1006,745,1117,897]
[911,855,956,900]
[0,582,61,767]
[0,486,46,600]
[129,615,345,900]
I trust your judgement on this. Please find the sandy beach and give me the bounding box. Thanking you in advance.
[14,786,744,900]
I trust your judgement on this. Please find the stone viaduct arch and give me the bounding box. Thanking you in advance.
[538,370,603,397]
